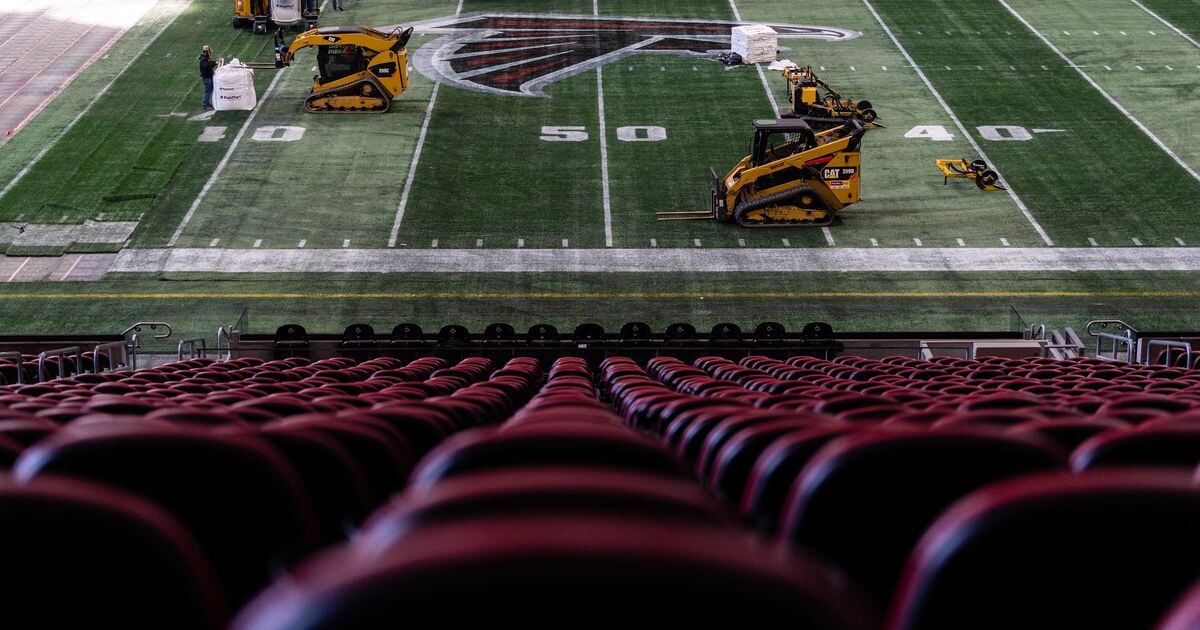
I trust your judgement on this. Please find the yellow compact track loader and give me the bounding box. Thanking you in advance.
[782,65,881,127]
[659,117,869,227]
[936,158,1006,191]
[282,26,412,113]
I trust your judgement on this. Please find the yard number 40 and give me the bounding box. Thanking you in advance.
[904,125,1039,141]
[540,125,668,142]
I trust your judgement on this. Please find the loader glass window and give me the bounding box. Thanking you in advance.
[317,45,366,83]
[757,131,809,166]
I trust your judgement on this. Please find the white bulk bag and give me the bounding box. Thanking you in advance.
[731,24,778,64]
[271,0,301,25]
[213,59,257,111]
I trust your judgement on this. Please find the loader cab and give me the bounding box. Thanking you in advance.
[316,44,367,83]
[750,119,818,167]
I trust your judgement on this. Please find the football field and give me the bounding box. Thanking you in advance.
[0,0,1199,340]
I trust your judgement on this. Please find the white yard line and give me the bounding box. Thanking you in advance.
[112,246,1200,274]
[168,68,287,247]
[1130,0,1200,50]
[388,0,463,247]
[0,0,192,202]
[998,0,1200,184]
[388,81,440,247]
[597,68,613,248]
[595,0,613,247]
[861,0,1055,247]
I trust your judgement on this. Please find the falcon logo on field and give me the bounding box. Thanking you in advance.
[401,13,860,97]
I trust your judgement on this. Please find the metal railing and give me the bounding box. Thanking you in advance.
[0,351,25,384]
[37,346,82,382]
[177,337,208,360]
[1087,320,1137,362]
[1145,339,1193,367]
[93,341,134,373]
[122,321,172,342]
[216,326,233,361]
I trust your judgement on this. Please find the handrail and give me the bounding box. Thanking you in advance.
[37,346,82,382]
[177,337,208,361]
[1094,330,1135,363]
[93,341,133,374]
[0,351,25,384]
[216,326,231,361]
[1145,339,1193,367]
[122,321,173,342]
[1086,319,1137,338]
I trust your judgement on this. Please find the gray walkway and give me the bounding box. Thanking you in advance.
[109,246,1200,274]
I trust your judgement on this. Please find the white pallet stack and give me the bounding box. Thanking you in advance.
[731,24,777,64]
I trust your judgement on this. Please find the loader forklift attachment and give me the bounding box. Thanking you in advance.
[936,158,1007,191]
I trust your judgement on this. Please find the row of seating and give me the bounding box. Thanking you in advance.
[7,353,1200,627]
[232,357,873,627]
[0,355,545,625]
[602,355,1200,627]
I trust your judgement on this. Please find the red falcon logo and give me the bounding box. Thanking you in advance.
[402,13,860,97]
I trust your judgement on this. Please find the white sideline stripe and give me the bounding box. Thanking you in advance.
[595,0,613,248]
[998,0,1200,185]
[6,258,30,283]
[861,0,1054,247]
[168,69,286,247]
[389,81,441,247]
[1130,0,1200,50]
[388,0,464,247]
[111,247,1200,274]
[0,0,192,202]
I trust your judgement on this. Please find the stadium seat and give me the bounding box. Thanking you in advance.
[232,514,876,627]
[780,430,1064,605]
[408,422,686,490]
[740,424,866,534]
[359,466,735,551]
[887,470,1200,630]
[1070,426,1200,471]
[14,424,318,606]
[0,476,227,627]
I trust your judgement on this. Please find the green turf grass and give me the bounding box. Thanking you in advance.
[1,269,1198,350]
[867,0,1200,247]
[0,1,273,227]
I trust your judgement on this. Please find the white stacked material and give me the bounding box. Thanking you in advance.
[213,59,257,111]
[271,0,301,25]
[731,24,777,64]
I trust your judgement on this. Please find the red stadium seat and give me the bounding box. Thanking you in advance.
[780,430,1064,606]
[887,470,1200,630]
